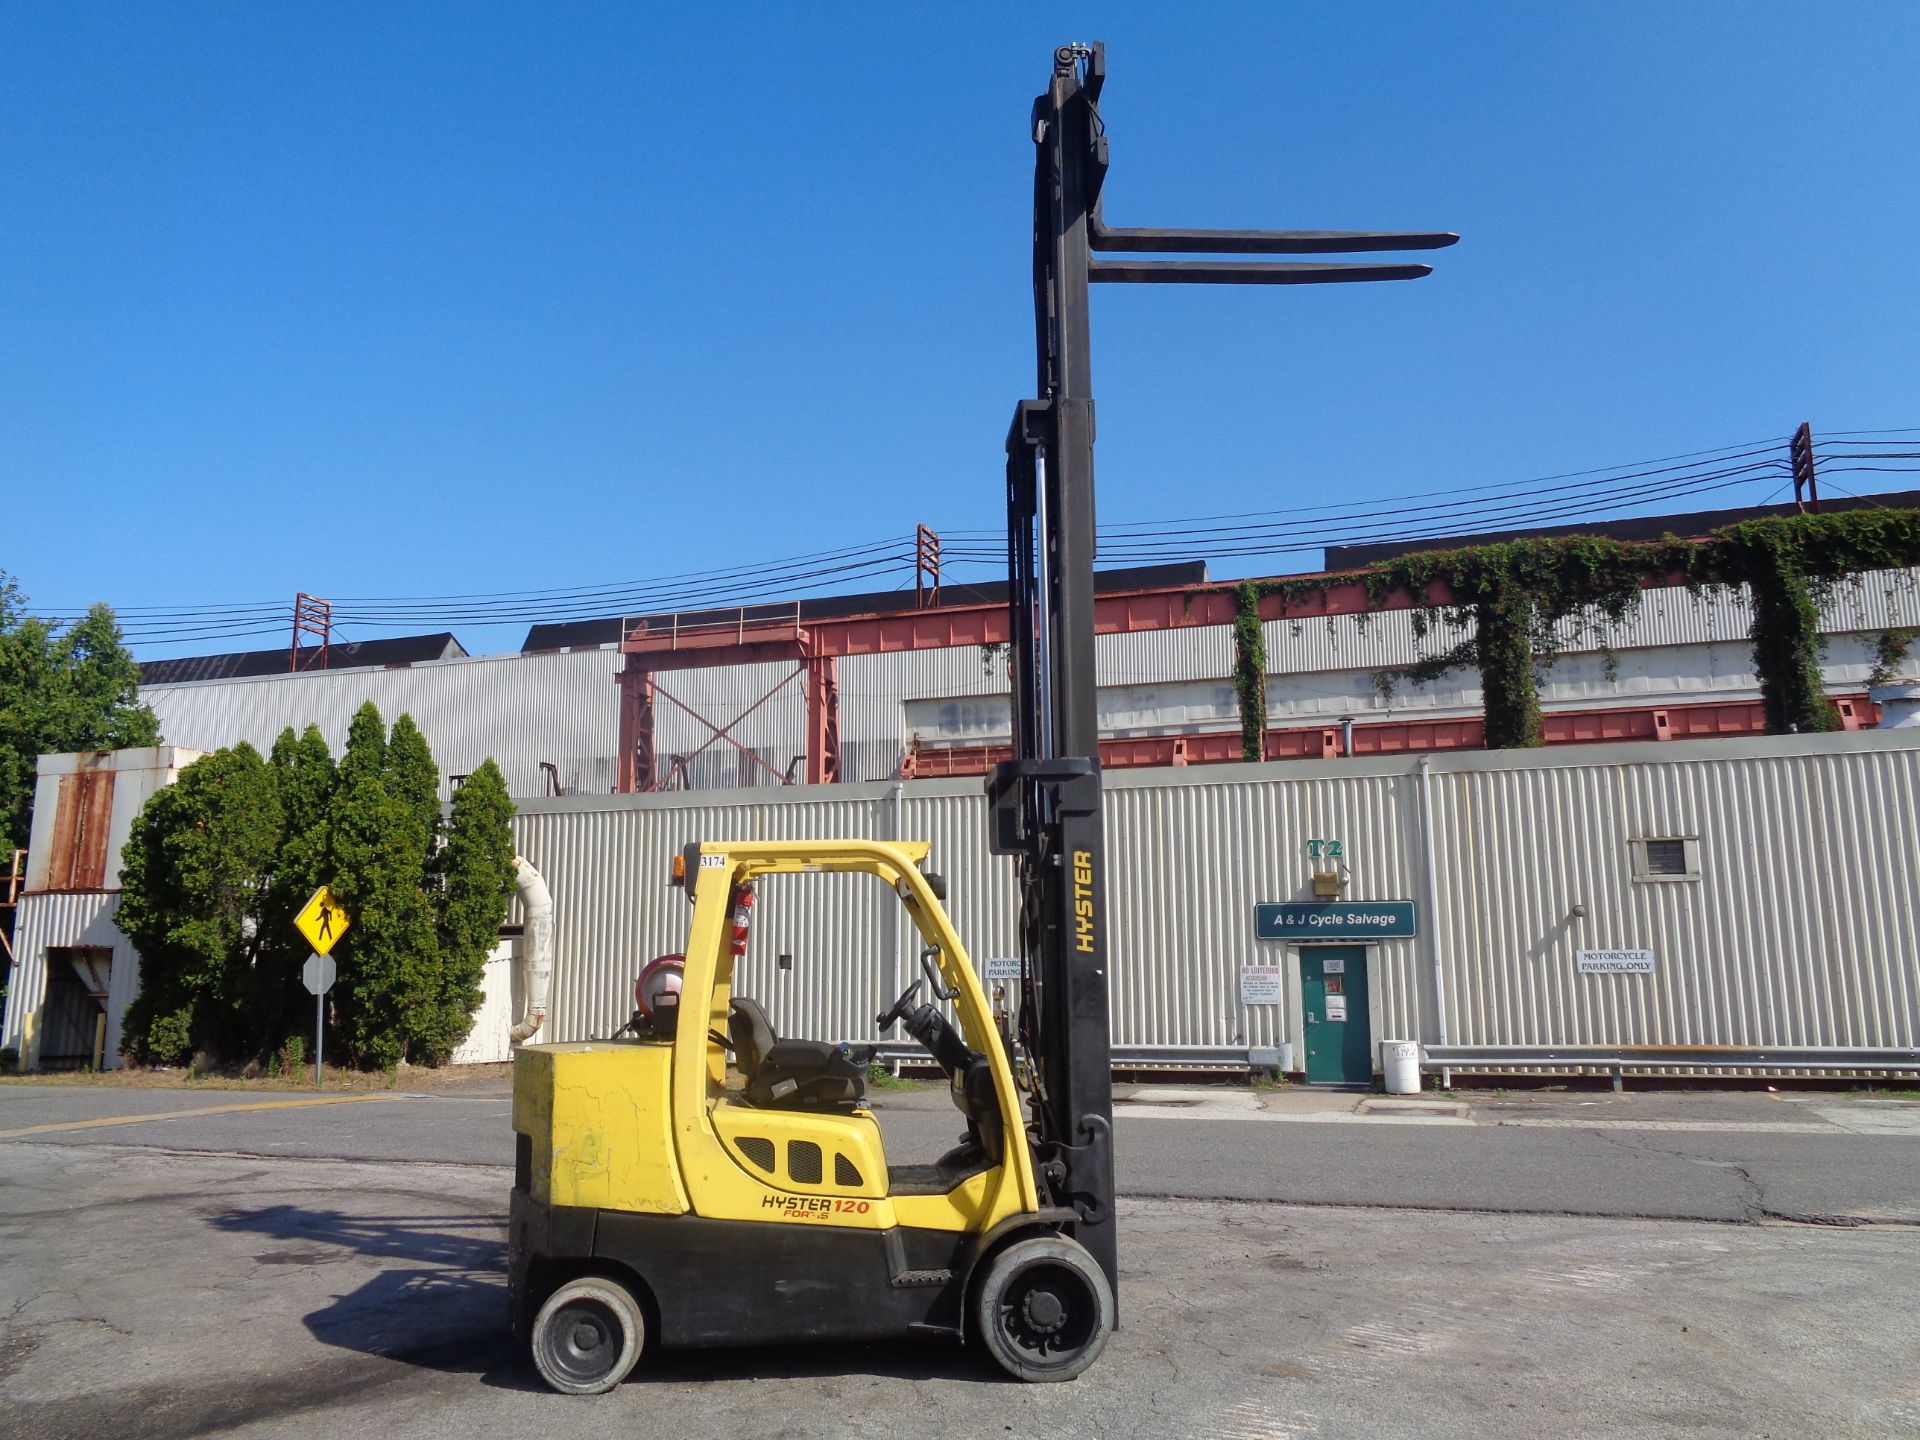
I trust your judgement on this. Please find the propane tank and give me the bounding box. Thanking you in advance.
[635,954,685,1019]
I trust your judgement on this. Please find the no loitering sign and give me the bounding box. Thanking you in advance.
[1238,964,1284,1005]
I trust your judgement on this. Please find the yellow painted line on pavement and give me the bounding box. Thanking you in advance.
[0,1093,400,1140]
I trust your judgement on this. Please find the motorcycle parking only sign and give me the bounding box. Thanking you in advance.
[1576,949,1656,974]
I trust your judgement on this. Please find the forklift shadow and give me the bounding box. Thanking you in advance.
[206,1203,1008,1389]
[631,1338,1006,1387]
[207,1202,530,1388]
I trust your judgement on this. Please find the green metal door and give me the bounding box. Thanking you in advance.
[1300,947,1372,1085]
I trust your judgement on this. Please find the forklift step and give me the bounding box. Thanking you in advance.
[891,1268,955,1289]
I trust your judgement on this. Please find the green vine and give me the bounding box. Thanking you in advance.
[1704,524,1837,732]
[1218,508,1920,752]
[1231,580,1268,761]
[1359,534,1688,747]
[1691,512,1920,731]
[1869,628,1917,686]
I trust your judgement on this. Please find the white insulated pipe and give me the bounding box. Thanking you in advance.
[1415,758,1450,1051]
[509,856,554,1043]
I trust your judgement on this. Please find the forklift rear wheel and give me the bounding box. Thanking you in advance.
[973,1234,1114,1382]
[531,1275,646,1394]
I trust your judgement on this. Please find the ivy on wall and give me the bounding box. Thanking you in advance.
[1224,508,1920,753]
[1231,581,1268,761]
[1362,535,1689,749]
[1870,628,1917,686]
[1691,511,1920,732]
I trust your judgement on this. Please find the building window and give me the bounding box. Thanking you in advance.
[1632,836,1700,882]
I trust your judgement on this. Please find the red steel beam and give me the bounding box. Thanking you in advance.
[620,563,1716,663]
[898,694,1880,778]
[618,576,1450,662]
[615,670,655,792]
[803,655,841,786]
[617,625,846,793]
[648,673,799,788]
[615,561,1695,788]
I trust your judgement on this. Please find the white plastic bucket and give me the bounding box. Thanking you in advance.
[1381,1040,1422,1095]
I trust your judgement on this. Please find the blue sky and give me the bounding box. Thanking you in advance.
[5,4,1919,657]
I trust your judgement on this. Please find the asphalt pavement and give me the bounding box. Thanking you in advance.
[3,1140,1915,1440]
[4,1078,1919,1437]
[3,1077,1916,1224]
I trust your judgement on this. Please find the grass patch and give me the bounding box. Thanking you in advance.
[866,1062,938,1091]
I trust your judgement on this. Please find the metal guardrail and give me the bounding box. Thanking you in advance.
[874,1042,1286,1073]
[874,1041,1920,1082]
[1422,1044,1920,1070]
[1420,1044,1920,1091]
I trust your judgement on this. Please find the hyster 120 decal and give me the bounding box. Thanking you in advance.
[760,1194,873,1220]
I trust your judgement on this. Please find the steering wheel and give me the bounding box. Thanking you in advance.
[875,979,924,1032]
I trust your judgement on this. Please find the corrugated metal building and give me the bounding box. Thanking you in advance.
[2,748,203,1070]
[505,729,1920,1080]
[6,731,1915,1078]
[136,567,1920,800]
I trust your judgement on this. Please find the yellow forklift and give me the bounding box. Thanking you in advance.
[507,41,1451,1392]
[511,838,1107,1388]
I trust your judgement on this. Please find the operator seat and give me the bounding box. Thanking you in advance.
[728,997,869,1111]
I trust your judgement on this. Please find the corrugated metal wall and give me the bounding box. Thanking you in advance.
[1269,567,1920,674]
[144,647,623,800]
[138,568,1920,799]
[2,892,134,1068]
[508,731,1920,1070]
[7,732,1915,1075]
[1427,742,1920,1052]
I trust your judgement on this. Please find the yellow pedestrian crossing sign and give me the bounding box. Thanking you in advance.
[295,885,351,955]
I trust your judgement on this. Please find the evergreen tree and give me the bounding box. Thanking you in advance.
[328,703,439,1068]
[261,726,336,1046]
[112,701,514,1072]
[117,744,281,1064]
[427,759,517,1063]
[386,713,442,867]
[336,700,387,790]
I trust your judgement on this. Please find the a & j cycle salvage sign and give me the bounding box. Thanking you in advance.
[1255,901,1418,941]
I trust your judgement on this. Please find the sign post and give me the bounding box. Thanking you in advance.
[301,952,337,1087]
[294,886,351,1088]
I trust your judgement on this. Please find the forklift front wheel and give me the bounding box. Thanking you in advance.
[530,1275,646,1395]
[973,1235,1114,1382]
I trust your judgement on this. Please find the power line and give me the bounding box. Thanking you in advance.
[34,426,1920,652]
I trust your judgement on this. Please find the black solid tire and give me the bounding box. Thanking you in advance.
[530,1275,646,1395]
[972,1234,1114,1383]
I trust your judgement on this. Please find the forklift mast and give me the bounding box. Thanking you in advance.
[987,43,1455,1297]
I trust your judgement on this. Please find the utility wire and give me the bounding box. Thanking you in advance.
[39,427,1920,652]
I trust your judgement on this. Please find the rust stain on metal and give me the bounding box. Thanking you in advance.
[48,757,115,890]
